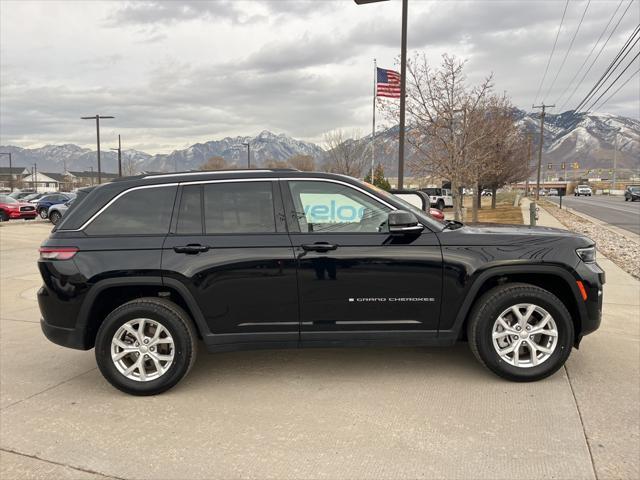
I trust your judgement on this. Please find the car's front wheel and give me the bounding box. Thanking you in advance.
[49,211,61,225]
[95,297,198,395]
[467,283,573,382]
[0,211,8,222]
[436,199,445,210]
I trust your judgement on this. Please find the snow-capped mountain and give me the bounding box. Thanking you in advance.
[144,130,324,172]
[1,112,637,175]
[515,110,639,170]
[0,131,323,174]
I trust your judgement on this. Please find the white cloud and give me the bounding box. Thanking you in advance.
[1,0,638,153]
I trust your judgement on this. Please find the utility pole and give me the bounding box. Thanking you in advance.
[0,153,12,192]
[242,142,251,168]
[110,135,122,177]
[532,104,554,200]
[81,115,114,184]
[611,132,618,192]
[33,163,38,192]
[397,0,408,189]
[524,134,533,197]
[90,166,94,186]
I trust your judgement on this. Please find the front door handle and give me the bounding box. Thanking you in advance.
[301,242,338,252]
[173,244,209,254]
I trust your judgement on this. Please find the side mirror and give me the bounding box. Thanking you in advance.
[387,210,424,234]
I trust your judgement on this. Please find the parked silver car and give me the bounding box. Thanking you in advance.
[47,198,74,225]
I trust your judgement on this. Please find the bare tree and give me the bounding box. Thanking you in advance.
[264,159,290,169]
[396,54,493,220]
[288,154,315,171]
[323,129,368,177]
[199,156,228,171]
[477,96,531,210]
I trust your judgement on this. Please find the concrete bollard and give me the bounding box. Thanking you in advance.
[529,201,537,226]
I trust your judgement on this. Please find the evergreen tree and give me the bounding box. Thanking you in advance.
[364,164,391,191]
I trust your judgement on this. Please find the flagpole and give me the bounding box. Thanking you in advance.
[371,58,377,182]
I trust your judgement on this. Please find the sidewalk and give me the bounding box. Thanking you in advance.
[522,197,640,479]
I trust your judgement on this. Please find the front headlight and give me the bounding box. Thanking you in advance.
[576,246,596,263]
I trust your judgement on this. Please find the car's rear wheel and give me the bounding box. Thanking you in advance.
[95,297,197,395]
[49,211,61,225]
[467,283,573,382]
[38,208,48,219]
[436,199,445,210]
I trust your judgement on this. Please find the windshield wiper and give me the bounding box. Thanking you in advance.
[442,220,464,231]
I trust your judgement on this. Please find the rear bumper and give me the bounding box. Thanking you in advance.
[40,317,89,350]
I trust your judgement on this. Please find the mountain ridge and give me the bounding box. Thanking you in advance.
[1,110,638,175]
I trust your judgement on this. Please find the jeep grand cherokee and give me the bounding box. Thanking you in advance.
[38,169,604,395]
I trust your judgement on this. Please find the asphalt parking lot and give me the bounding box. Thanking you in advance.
[1,220,638,480]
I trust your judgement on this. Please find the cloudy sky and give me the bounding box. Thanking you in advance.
[1,0,638,153]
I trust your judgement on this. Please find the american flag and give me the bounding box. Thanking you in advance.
[376,67,401,98]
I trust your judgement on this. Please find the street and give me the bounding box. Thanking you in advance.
[547,195,640,235]
[0,219,638,479]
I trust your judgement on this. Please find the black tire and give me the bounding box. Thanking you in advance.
[38,208,48,219]
[467,283,574,382]
[436,199,445,210]
[95,297,198,395]
[0,210,8,222]
[625,197,629,201]
[49,210,61,225]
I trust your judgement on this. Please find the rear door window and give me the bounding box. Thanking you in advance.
[203,182,276,234]
[85,186,177,236]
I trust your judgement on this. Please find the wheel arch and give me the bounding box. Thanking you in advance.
[78,277,210,349]
[448,265,587,346]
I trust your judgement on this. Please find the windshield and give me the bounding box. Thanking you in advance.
[629,186,640,192]
[0,195,18,204]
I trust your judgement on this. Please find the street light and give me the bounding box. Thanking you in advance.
[110,134,122,177]
[0,152,13,192]
[81,115,114,184]
[354,0,407,189]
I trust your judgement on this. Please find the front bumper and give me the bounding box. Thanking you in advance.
[575,261,605,343]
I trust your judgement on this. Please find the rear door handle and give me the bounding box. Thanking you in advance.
[301,242,338,252]
[173,244,209,254]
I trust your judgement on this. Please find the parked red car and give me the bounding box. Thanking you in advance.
[0,194,37,221]
[428,208,445,220]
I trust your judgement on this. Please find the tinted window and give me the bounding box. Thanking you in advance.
[287,181,390,233]
[85,186,177,236]
[177,185,202,234]
[203,182,275,234]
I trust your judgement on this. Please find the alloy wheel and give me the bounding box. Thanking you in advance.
[491,303,558,368]
[111,318,175,381]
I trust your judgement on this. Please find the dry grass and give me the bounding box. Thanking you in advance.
[461,196,523,224]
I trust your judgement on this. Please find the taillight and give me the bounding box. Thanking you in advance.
[39,247,78,260]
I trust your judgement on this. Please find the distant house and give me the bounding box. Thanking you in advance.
[65,170,120,187]
[20,172,68,193]
[0,166,31,191]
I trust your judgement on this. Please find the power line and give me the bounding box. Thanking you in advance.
[533,0,570,105]
[574,26,640,112]
[592,66,640,110]
[559,0,636,110]
[543,0,592,101]
[584,50,640,112]
[554,0,625,106]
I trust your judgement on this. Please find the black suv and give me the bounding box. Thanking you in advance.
[38,170,604,395]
